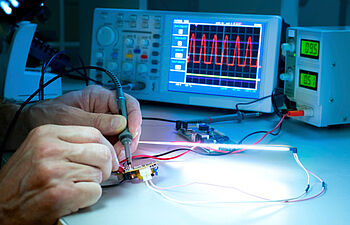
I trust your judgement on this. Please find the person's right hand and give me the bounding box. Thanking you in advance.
[0,124,118,225]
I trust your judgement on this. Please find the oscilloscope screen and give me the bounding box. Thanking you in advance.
[168,19,265,99]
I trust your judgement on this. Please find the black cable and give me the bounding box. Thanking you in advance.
[142,117,177,123]
[0,74,62,164]
[235,95,272,112]
[234,89,287,144]
[0,65,120,164]
[237,122,283,144]
[39,50,88,101]
[130,146,244,163]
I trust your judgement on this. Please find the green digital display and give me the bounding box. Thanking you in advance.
[299,70,318,90]
[300,39,320,59]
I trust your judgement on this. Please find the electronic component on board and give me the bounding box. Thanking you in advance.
[176,123,231,144]
[101,162,159,187]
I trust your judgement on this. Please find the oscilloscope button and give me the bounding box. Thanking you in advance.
[153,34,160,39]
[107,62,118,71]
[137,64,148,73]
[154,23,161,29]
[122,62,133,72]
[151,60,158,65]
[151,69,158,73]
[152,42,160,47]
[152,51,159,56]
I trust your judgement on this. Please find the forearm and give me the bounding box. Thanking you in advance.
[0,100,31,151]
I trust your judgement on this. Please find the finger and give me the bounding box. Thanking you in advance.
[65,143,113,181]
[66,108,127,136]
[55,125,105,144]
[72,182,102,210]
[124,93,142,137]
[66,163,103,183]
[115,127,140,161]
[57,125,119,171]
[99,133,119,171]
[130,128,141,154]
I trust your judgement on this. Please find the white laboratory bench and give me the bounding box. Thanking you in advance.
[60,103,350,225]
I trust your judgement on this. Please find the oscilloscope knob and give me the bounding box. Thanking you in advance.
[124,38,134,47]
[97,26,117,47]
[141,39,150,47]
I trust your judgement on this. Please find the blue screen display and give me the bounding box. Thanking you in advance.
[168,18,265,99]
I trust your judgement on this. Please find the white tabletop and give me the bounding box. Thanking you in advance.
[60,103,350,225]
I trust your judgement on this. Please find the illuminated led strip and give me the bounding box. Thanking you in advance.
[139,141,295,152]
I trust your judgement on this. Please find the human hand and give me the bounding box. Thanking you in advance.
[0,124,117,225]
[26,85,142,161]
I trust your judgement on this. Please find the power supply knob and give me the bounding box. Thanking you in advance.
[137,64,148,73]
[122,62,133,72]
[97,26,117,47]
[124,38,134,47]
[280,69,294,82]
[281,42,295,57]
[141,39,149,47]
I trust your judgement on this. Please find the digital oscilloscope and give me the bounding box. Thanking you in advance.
[90,9,282,113]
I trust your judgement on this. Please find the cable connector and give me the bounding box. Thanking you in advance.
[287,108,313,117]
[290,147,298,153]
[305,184,310,192]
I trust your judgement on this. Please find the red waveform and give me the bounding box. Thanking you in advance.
[187,33,258,68]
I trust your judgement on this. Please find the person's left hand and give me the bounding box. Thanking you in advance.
[25,85,142,162]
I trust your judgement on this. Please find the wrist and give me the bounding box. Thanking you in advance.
[0,102,33,151]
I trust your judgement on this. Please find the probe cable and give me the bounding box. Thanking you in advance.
[39,50,89,101]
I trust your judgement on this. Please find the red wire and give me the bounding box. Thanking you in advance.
[122,114,288,162]
[120,150,191,164]
[227,114,287,154]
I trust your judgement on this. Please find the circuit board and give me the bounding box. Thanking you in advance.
[101,162,159,187]
[176,123,231,144]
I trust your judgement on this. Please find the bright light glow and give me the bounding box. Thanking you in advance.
[1,1,12,15]
[8,0,19,8]
[139,141,292,152]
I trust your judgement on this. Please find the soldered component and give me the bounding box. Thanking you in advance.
[101,162,159,187]
[122,162,159,181]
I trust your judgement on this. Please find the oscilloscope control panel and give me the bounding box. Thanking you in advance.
[90,9,282,112]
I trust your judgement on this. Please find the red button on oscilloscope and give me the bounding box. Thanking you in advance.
[141,54,148,59]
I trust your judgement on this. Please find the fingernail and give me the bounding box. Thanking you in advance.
[132,130,139,139]
[118,150,126,161]
[131,127,141,138]
[113,160,119,171]
[111,116,127,133]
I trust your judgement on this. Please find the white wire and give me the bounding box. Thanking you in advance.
[145,180,308,205]
[293,153,310,185]
[144,152,316,205]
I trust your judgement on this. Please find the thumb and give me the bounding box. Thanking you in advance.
[87,112,127,136]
